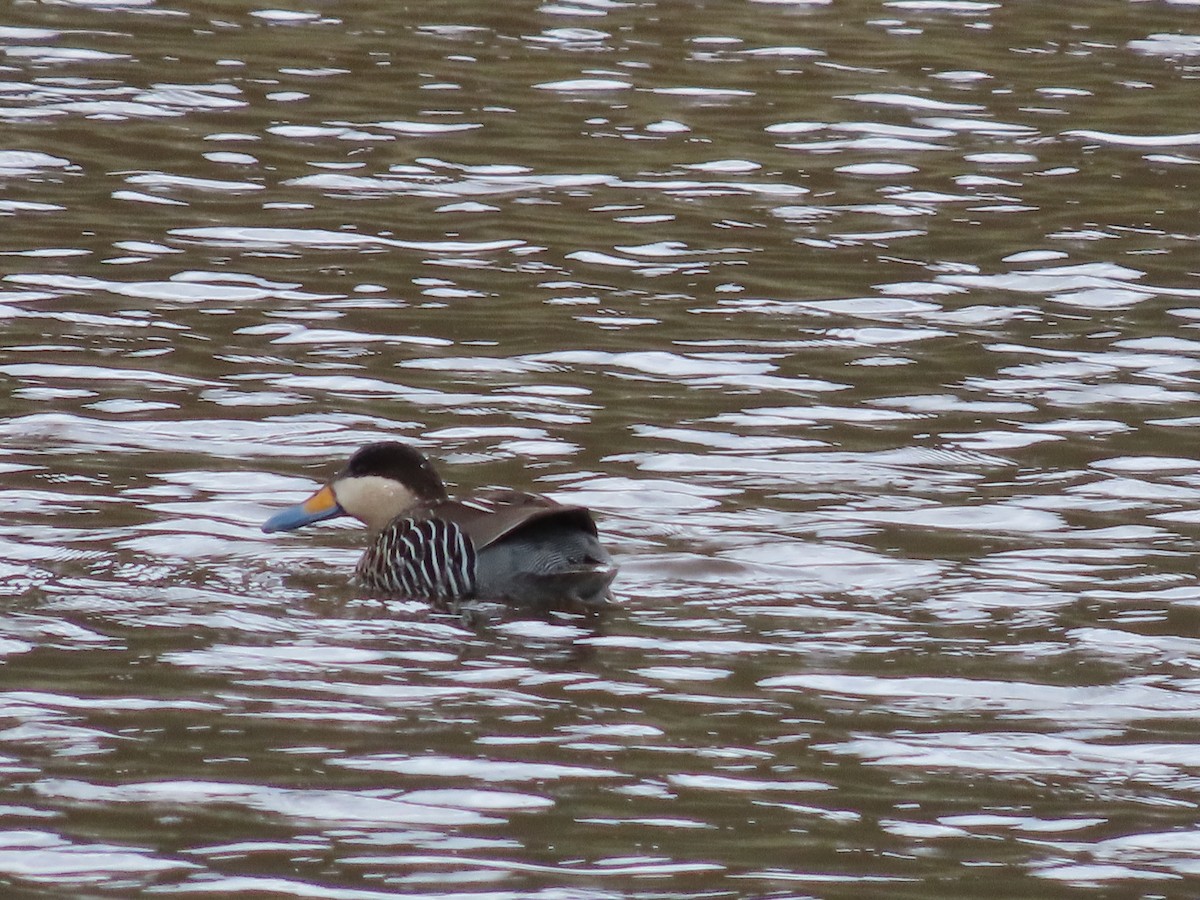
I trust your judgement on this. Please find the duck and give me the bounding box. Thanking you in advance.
[261,441,617,609]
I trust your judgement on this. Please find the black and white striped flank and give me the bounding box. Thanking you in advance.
[355,517,477,600]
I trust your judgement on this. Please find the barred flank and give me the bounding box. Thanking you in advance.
[356,517,477,600]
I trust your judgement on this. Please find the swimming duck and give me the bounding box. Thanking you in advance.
[262,442,617,609]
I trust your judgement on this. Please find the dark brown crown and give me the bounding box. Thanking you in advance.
[340,442,448,502]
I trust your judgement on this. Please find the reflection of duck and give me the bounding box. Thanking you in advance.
[262,442,617,609]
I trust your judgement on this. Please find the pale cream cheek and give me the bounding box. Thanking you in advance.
[332,476,418,530]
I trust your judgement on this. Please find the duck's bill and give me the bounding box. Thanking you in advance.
[262,484,344,533]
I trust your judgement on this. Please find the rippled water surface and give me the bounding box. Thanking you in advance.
[5,1,1200,896]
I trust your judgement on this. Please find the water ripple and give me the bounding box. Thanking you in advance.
[4,1,1200,895]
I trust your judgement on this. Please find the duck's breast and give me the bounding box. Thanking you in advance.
[356,517,477,600]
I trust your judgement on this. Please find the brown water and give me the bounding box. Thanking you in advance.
[4,1,1200,896]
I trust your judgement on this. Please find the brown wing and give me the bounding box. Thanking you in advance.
[415,490,598,550]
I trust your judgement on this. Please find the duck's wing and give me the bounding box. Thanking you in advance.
[419,490,599,550]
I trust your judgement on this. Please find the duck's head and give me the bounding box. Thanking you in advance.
[262,442,448,533]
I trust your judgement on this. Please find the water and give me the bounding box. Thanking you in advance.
[3,1,1200,896]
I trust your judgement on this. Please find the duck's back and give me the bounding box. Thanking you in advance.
[473,509,616,608]
[356,490,616,608]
